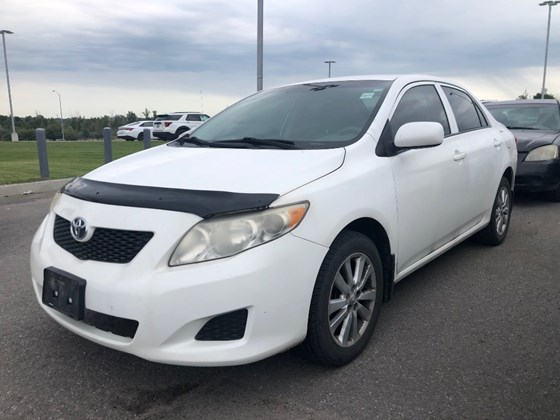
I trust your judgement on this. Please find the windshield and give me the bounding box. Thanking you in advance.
[485,103,560,131]
[186,80,391,149]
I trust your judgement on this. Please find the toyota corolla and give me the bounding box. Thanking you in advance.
[31,75,517,367]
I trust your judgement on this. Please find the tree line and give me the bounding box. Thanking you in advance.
[0,109,157,141]
[1,91,557,141]
[517,90,557,100]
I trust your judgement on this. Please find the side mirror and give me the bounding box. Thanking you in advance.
[394,121,444,149]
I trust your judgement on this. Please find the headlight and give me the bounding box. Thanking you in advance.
[169,202,310,266]
[525,145,559,161]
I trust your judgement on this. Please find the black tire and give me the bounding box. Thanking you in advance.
[174,127,189,139]
[137,132,144,141]
[547,185,560,202]
[475,177,512,246]
[301,231,383,367]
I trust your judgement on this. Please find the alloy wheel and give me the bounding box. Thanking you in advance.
[328,252,377,348]
[495,186,510,236]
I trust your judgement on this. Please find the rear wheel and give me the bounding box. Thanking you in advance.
[475,177,512,245]
[175,127,189,139]
[137,132,144,141]
[301,231,383,366]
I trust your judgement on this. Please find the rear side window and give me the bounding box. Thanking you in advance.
[186,114,202,121]
[442,87,486,132]
[390,85,450,135]
[155,115,182,121]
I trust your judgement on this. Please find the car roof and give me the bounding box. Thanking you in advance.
[485,99,560,106]
[156,112,203,117]
[279,74,471,92]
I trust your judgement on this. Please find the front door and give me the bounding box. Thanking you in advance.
[388,84,468,273]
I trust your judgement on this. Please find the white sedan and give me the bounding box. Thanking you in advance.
[31,74,517,367]
[117,121,155,141]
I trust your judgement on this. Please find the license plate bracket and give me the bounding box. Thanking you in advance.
[42,267,86,320]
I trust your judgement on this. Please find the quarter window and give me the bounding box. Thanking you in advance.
[475,105,489,127]
[391,85,450,136]
[442,86,485,132]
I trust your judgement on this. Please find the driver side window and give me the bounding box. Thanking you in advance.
[391,85,450,136]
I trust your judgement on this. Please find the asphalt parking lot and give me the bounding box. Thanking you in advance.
[1,191,559,419]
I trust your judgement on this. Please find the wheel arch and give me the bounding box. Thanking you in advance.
[502,166,514,189]
[342,217,395,302]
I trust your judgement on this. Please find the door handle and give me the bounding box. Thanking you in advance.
[453,151,466,161]
[493,138,502,147]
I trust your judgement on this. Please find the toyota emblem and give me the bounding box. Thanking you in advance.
[70,217,89,242]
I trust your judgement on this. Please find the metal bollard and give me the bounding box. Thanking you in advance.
[103,127,112,163]
[143,128,151,149]
[35,128,50,179]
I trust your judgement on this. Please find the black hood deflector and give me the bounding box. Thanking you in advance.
[62,177,279,218]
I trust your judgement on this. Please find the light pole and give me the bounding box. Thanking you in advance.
[1,29,18,142]
[52,90,65,141]
[257,0,263,91]
[539,1,559,99]
[324,60,336,78]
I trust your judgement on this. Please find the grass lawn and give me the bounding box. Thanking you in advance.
[0,140,166,185]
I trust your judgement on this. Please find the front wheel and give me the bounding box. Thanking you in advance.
[547,185,560,202]
[301,231,383,366]
[475,177,512,246]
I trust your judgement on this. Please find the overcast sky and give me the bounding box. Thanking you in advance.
[0,0,559,119]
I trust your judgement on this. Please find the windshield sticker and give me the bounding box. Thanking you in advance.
[360,92,375,99]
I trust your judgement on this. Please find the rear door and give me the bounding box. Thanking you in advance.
[186,114,203,128]
[439,85,501,232]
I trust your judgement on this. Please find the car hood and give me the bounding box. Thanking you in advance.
[84,144,345,195]
[510,129,560,152]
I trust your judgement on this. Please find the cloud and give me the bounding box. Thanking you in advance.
[0,0,558,117]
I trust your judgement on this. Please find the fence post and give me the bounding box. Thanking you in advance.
[143,128,151,149]
[103,127,112,163]
[35,128,50,179]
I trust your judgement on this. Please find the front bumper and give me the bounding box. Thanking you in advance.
[515,156,560,192]
[30,195,327,366]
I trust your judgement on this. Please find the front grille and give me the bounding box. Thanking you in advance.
[195,309,248,341]
[83,309,139,338]
[53,215,153,264]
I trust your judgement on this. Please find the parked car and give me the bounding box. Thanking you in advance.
[484,99,560,201]
[152,112,210,140]
[116,121,155,141]
[31,75,517,367]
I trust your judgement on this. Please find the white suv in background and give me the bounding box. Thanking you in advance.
[152,112,210,140]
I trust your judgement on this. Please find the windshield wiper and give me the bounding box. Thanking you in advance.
[176,134,213,147]
[212,137,300,149]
